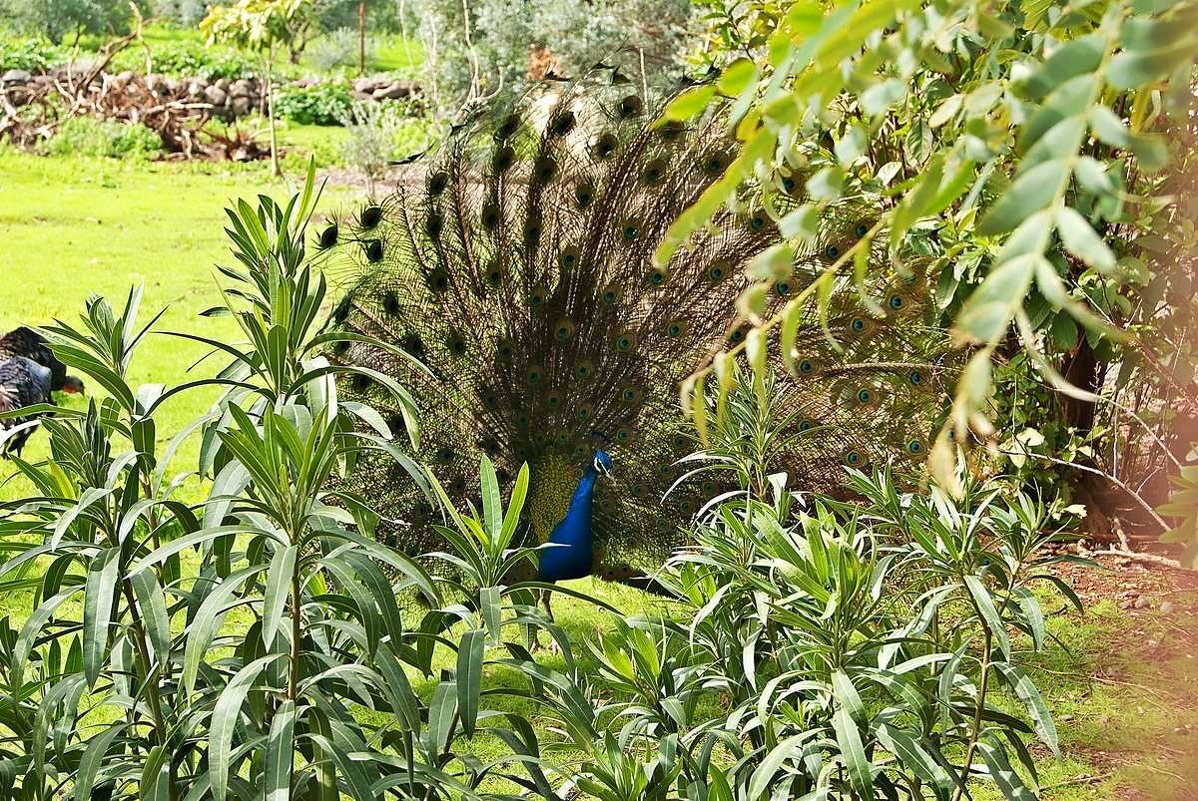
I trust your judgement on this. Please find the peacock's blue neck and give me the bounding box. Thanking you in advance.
[537,465,598,582]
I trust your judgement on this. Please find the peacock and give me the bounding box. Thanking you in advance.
[321,79,953,600]
[0,327,85,457]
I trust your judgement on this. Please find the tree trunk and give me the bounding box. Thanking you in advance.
[266,55,280,178]
[358,1,367,76]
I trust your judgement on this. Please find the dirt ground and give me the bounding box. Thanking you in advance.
[1052,549,1198,800]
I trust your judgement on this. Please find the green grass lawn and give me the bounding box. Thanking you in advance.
[0,149,1194,800]
[72,22,426,79]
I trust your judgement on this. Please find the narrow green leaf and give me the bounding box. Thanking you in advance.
[995,662,1060,757]
[748,732,815,799]
[832,706,873,797]
[266,700,297,801]
[263,545,298,651]
[83,548,121,686]
[75,723,125,801]
[457,629,486,736]
[211,655,283,801]
[130,569,171,662]
[964,574,1012,659]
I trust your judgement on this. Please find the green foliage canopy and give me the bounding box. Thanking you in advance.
[661,0,1197,501]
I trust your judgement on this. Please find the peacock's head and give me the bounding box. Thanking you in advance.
[592,450,614,477]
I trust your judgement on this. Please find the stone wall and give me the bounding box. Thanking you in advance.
[0,67,418,122]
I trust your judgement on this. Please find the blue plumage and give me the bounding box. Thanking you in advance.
[538,451,612,582]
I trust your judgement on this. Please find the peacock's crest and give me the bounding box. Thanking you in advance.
[324,78,955,578]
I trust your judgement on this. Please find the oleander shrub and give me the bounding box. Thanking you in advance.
[535,378,1087,800]
[0,166,563,799]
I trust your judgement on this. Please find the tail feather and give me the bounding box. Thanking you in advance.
[325,72,956,579]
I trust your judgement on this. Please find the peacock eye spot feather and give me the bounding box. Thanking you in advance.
[428,172,449,196]
[851,318,865,332]
[559,247,580,270]
[446,333,467,356]
[728,326,747,344]
[703,152,727,174]
[363,239,384,262]
[428,269,449,292]
[847,452,861,465]
[614,332,637,352]
[574,361,593,380]
[707,263,726,282]
[402,333,424,357]
[658,120,684,140]
[318,223,339,248]
[533,155,558,183]
[799,359,814,375]
[782,176,796,192]
[426,211,444,239]
[889,294,905,309]
[497,341,513,361]
[909,370,923,386]
[641,159,666,186]
[496,114,520,139]
[333,340,349,355]
[615,428,632,443]
[481,203,500,230]
[775,282,791,297]
[856,388,872,404]
[618,95,643,118]
[554,319,575,341]
[525,219,543,247]
[351,374,371,393]
[908,439,924,454]
[593,133,618,159]
[332,296,351,324]
[382,291,400,315]
[665,319,687,338]
[527,367,543,384]
[601,289,618,304]
[749,212,768,231]
[576,405,592,421]
[854,222,869,237]
[549,110,576,137]
[360,205,383,228]
[493,145,515,172]
[546,393,561,410]
[621,386,642,403]
[799,419,812,432]
[646,267,667,286]
[622,221,640,241]
[824,244,840,259]
[482,392,499,409]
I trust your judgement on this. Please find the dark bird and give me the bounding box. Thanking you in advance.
[325,81,952,601]
[0,357,52,457]
[0,327,85,395]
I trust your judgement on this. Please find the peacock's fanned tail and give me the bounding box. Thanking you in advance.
[325,79,953,576]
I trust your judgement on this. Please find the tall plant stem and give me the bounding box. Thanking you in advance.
[289,550,302,702]
[952,626,992,801]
